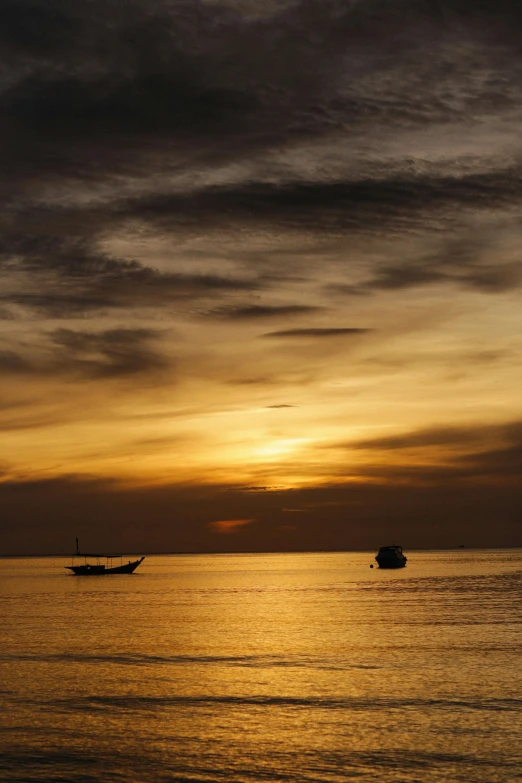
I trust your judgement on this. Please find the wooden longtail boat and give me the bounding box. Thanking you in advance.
[65,539,145,575]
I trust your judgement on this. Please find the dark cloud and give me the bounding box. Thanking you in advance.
[0,0,344,187]
[1,462,521,555]
[463,440,522,478]
[0,350,34,375]
[3,0,522,196]
[49,328,169,378]
[2,293,120,318]
[0,328,171,379]
[0,226,143,278]
[1,278,263,318]
[331,420,522,483]
[3,163,522,322]
[2,0,522,315]
[209,304,321,320]
[263,328,371,338]
[366,259,522,294]
[356,231,522,294]
[120,169,522,234]
[0,214,264,316]
[349,423,495,451]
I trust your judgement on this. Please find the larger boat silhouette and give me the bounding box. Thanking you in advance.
[375,545,407,569]
[65,539,145,575]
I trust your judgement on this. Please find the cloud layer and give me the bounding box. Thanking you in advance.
[2,1,522,551]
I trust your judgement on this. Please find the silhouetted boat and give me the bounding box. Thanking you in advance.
[375,545,407,568]
[65,539,145,575]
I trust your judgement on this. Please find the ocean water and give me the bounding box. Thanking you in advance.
[1,550,521,783]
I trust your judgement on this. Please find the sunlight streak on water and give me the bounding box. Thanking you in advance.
[1,550,521,782]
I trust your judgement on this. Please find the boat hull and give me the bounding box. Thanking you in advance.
[65,557,145,575]
[375,559,406,569]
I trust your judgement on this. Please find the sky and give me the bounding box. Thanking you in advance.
[1,0,522,554]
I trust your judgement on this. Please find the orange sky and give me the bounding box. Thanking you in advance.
[2,0,522,553]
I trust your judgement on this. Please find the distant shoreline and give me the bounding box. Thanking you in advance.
[2,546,522,558]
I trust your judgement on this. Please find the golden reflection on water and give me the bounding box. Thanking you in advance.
[1,550,521,782]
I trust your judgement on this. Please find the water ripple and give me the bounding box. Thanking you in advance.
[25,694,522,713]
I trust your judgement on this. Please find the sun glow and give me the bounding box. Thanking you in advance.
[254,438,314,460]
